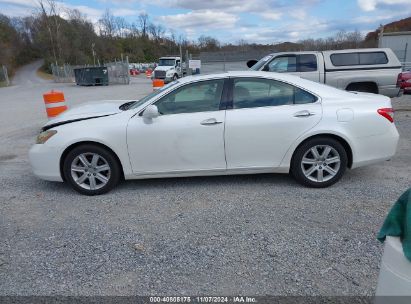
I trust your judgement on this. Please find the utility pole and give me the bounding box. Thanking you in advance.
[92,43,96,66]
[185,49,191,76]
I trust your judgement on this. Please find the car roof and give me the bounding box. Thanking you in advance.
[179,70,301,82]
[177,70,352,98]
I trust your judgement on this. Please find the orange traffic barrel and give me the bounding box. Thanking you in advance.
[152,79,164,91]
[145,69,152,78]
[43,90,67,119]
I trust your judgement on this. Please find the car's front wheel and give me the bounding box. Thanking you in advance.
[291,137,347,188]
[63,144,121,195]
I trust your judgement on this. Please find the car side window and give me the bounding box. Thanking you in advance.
[298,54,317,72]
[330,52,389,66]
[233,78,316,109]
[294,87,317,104]
[267,56,297,72]
[155,79,224,115]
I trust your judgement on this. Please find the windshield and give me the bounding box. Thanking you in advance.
[159,59,176,66]
[129,81,179,109]
[250,55,273,71]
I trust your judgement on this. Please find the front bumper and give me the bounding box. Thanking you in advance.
[29,144,63,182]
[164,77,174,84]
[151,74,173,82]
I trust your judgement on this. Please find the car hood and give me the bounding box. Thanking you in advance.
[43,100,135,129]
[155,66,174,72]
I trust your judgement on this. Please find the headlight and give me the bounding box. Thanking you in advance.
[36,130,57,144]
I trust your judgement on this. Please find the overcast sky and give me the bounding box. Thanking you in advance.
[1,0,411,43]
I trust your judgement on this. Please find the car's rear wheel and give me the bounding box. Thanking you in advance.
[291,137,347,188]
[63,144,121,195]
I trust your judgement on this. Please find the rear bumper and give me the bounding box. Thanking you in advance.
[379,85,401,98]
[29,144,63,182]
[351,125,399,169]
[402,85,411,93]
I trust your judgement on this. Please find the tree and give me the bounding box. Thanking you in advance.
[115,16,128,38]
[138,13,149,38]
[98,9,116,38]
[198,35,220,51]
[148,23,165,41]
[37,0,60,63]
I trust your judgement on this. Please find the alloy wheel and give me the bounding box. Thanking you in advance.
[300,145,341,183]
[70,152,111,190]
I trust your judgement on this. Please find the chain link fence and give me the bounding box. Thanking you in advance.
[50,64,74,83]
[51,59,130,85]
[0,65,10,86]
[402,62,411,71]
[389,49,411,71]
[106,61,130,85]
[198,50,272,74]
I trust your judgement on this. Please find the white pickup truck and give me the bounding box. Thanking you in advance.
[152,56,185,83]
[247,48,402,97]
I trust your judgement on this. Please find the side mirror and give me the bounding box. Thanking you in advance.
[142,105,160,119]
[246,59,258,68]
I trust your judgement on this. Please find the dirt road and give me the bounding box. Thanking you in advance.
[11,60,49,86]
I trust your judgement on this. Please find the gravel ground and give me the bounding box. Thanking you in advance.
[0,68,410,296]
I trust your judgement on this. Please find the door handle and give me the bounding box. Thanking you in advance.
[293,110,315,118]
[200,118,223,125]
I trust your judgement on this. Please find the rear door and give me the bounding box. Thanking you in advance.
[298,54,320,82]
[224,77,322,169]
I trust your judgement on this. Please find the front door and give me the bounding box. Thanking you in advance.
[127,78,227,174]
[264,55,300,77]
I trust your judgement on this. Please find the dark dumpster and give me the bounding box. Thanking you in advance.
[74,67,109,86]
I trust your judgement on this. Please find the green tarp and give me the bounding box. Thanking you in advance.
[378,188,411,262]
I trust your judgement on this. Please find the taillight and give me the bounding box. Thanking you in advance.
[378,108,394,123]
[396,73,402,87]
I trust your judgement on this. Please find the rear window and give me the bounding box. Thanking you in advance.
[359,52,388,65]
[330,52,388,66]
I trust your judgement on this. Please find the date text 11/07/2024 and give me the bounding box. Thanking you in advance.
[149,296,257,303]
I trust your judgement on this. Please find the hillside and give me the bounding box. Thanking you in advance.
[365,16,411,43]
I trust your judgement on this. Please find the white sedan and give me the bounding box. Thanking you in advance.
[29,71,399,195]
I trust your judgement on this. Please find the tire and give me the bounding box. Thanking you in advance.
[63,144,121,195]
[290,137,348,188]
[173,74,178,81]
